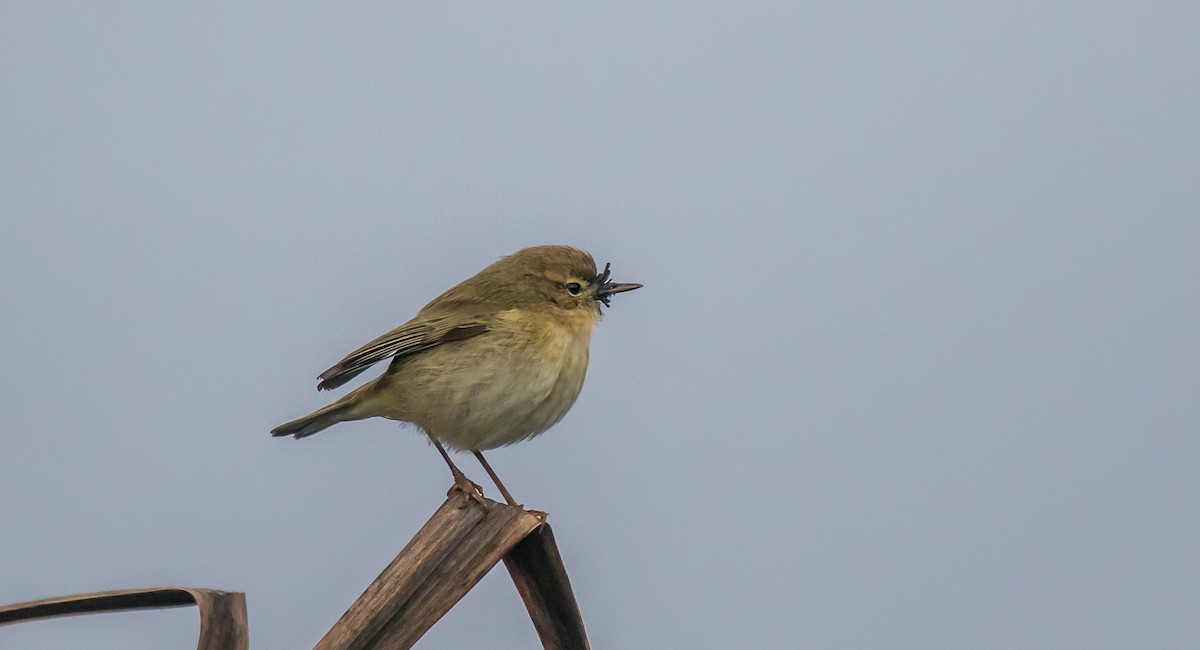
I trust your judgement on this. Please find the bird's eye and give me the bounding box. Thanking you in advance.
[565,282,583,295]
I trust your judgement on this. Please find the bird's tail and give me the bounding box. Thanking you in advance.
[271,394,366,439]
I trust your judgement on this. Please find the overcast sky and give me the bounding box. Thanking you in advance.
[2,3,1198,648]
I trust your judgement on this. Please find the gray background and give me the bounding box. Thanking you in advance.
[2,3,1197,648]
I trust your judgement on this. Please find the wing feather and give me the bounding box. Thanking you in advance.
[315,313,490,391]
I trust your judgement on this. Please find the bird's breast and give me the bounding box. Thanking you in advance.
[394,307,597,450]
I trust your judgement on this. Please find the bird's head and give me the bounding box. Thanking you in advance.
[481,245,642,314]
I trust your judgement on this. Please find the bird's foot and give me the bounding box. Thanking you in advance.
[448,471,487,507]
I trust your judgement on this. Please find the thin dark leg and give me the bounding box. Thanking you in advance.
[432,438,484,503]
[473,450,519,507]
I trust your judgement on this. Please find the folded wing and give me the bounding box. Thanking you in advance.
[316,313,489,391]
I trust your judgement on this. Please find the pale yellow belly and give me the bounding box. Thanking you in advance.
[370,314,594,450]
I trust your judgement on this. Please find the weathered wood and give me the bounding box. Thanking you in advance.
[0,586,248,650]
[503,523,590,650]
[0,495,590,649]
[315,491,543,650]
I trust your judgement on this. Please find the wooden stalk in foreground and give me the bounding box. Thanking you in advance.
[503,523,590,650]
[315,490,589,650]
[0,586,247,650]
[1,493,590,649]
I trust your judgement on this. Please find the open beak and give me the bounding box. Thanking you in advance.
[593,262,642,307]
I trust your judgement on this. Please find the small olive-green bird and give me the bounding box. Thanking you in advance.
[271,245,641,506]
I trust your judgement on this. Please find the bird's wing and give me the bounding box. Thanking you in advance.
[316,311,490,391]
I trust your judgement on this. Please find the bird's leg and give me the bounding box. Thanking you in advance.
[432,438,485,505]
[472,451,521,508]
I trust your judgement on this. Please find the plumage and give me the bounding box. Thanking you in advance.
[316,313,490,390]
[271,244,641,505]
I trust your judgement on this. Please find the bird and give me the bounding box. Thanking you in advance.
[271,245,641,507]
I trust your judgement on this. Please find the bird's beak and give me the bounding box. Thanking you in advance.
[593,262,642,306]
[596,282,643,298]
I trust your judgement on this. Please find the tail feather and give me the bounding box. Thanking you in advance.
[271,399,359,439]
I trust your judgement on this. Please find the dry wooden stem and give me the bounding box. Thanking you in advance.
[504,523,590,650]
[314,491,544,650]
[0,493,591,650]
[0,586,248,650]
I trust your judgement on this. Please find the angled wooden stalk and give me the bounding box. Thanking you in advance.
[315,490,589,650]
[0,494,591,649]
[503,523,590,650]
